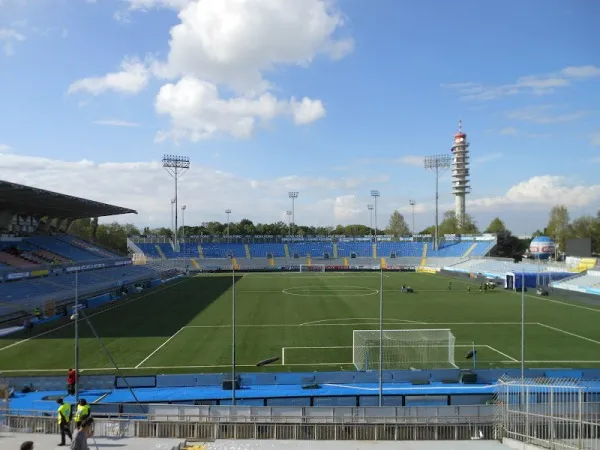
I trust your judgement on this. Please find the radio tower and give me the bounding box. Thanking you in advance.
[451,120,470,229]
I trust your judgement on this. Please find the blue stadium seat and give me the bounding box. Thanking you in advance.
[26,236,98,261]
[248,243,286,258]
[287,242,333,258]
[337,242,371,257]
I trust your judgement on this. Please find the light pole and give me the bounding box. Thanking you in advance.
[74,270,79,403]
[367,205,374,236]
[288,192,299,236]
[409,200,416,236]
[171,199,175,243]
[181,205,186,244]
[286,210,292,236]
[370,191,380,244]
[225,209,231,242]
[424,155,451,250]
[163,154,190,251]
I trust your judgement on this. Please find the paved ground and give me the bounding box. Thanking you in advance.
[203,440,510,449]
[0,432,183,450]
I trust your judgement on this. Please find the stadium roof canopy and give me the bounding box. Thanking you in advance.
[0,180,137,219]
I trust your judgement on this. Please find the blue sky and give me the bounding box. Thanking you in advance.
[0,0,599,234]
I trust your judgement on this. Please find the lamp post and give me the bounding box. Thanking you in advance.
[181,205,186,243]
[370,190,383,407]
[288,192,299,236]
[286,210,292,237]
[225,209,231,242]
[409,200,416,236]
[367,204,374,236]
[424,155,451,251]
[171,199,175,243]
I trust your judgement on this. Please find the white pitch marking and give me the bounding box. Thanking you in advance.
[484,345,518,362]
[0,278,190,353]
[299,317,425,326]
[537,322,600,346]
[184,321,533,329]
[323,383,496,392]
[135,327,187,368]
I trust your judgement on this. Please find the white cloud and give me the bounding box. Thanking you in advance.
[78,0,351,140]
[68,58,149,95]
[0,27,25,56]
[333,195,362,221]
[443,65,600,101]
[394,155,424,167]
[0,153,383,227]
[498,127,519,136]
[589,132,600,147]
[507,105,588,124]
[154,76,324,141]
[93,119,141,127]
[0,144,13,152]
[469,176,600,211]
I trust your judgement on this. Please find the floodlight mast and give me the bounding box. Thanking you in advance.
[286,210,292,236]
[424,155,451,251]
[367,204,374,236]
[163,155,190,250]
[288,192,299,236]
[409,200,416,236]
[370,191,380,244]
[225,209,232,242]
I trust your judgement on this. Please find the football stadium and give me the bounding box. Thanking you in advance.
[1,169,600,449]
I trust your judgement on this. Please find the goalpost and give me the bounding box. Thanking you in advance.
[353,329,457,370]
[299,264,326,273]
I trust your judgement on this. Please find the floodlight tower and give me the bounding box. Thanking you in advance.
[286,210,292,236]
[424,154,451,251]
[181,205,186,243]
[288,192,299,236]
[367,204,374,236]
[370,191,380,244]
[451,120,471,229]
[163,155,190,250]
[225,209,232,241]
[409,200,416,236]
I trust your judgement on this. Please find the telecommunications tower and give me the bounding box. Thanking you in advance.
[451,121,470,229]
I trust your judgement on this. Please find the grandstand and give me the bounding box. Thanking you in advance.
[0,180,171,321]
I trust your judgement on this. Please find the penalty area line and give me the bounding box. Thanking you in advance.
[135,327,186,368]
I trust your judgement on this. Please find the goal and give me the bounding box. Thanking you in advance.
[352,329,457,371]
[299,264,326,273]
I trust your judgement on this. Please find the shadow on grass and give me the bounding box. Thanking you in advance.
[0,275,243,341]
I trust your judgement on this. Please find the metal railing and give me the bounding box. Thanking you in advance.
[1,413,496,441]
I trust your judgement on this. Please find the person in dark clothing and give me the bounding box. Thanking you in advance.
[20,441,34,450]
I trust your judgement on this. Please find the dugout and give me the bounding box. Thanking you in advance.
[504,271,572,290]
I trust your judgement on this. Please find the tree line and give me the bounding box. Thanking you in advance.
[66,206,600,256]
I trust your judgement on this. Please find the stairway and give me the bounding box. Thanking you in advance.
[372,243,377,258]
[462,242,478,258]
[420,243,428,267]
[231,258,239,270]
[190,259,200,269]
[380,257,387,269]
[333,243,338,259]
[155,245,166,259]
[244,244,251,258]
[197,245,204,259]
[284,244,290,258]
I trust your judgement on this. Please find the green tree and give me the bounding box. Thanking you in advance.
[485,217,507,234]
[438,211,479,235]
[545,205,570,251]
[386,210,410,237]
[569,214,600,254]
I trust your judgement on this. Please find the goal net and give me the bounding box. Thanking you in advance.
[299,264,326,273]
[353,329,457,371]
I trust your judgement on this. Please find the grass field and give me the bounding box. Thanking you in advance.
[1,271,600,376]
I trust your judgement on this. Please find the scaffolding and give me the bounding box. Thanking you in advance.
[494,376,599,449]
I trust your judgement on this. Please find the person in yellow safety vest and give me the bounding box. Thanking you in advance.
[75,399,91,429]
[56,398,73,446]
[33,308,41,320]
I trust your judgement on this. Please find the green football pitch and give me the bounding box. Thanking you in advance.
[1,271,600,376]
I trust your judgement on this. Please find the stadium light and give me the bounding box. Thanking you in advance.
[367,204,374,236]
[286,210,292,236]
[181,205,186,243]
[424,155,451,251]
[409,200,416,236]
[225,209,232,242]
[163,155,190,251]
[288,192,299,236]
[370,191,380,243]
